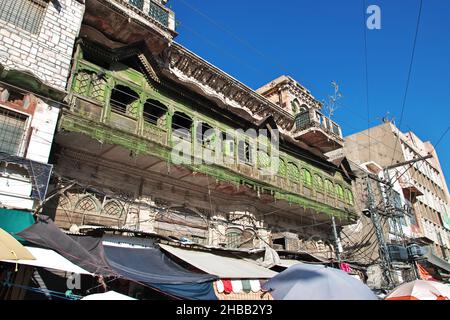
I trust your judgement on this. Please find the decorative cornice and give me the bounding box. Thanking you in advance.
[159,43,296,133]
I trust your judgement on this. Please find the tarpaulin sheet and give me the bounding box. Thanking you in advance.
[103,245,218,300]
[17,217,218,299]
[17,216,115,276]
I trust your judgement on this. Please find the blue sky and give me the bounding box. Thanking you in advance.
[169,0,450,183]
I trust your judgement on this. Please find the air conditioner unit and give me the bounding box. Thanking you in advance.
[387,245,408,262]
[407,244,425,260]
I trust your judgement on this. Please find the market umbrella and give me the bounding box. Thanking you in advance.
[81,291,136,300]
[262,263,377,300]
[0,227,35,261]
[385,280,450,300]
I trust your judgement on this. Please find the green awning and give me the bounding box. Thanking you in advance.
[0,208,35,243]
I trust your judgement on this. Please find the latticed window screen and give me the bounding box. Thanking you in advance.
[314,174,324,190]
[75,196,99,212]
[335,184,345,200]
[149,0,169,27]
[258,150,270,168]
[102,201,124,217]
[0,0,48,34]
[278,159,286,176]
[287,162,300,181]
[346,189,354,205]
[73,71,107,103]
[0,108,28,156]
[325,179,334,195]
[295,110,310,130]
[226,229,242,249]
[302,168,313,186]
[128,0,144,10]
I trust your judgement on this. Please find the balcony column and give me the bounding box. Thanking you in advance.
[168,10,176,31]
[165,109,173,146]
[143,0,151,13]
[101,77,114,124]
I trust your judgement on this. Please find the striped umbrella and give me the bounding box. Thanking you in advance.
[385,280,450,300]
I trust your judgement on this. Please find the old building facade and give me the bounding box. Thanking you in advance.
[344,122,450,282]
[23,0,359,260]
[0,0,84,215]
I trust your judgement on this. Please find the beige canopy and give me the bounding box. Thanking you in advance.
[0,227,35,261]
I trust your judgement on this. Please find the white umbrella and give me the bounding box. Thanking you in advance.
[81,291,136,300]
[385,280,450,300]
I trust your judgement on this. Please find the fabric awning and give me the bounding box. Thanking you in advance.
[159,244,277,279]
[103,244,218,300]
[1,246,92,275]
[17,216,115,276]
[276,259,302,268]
[0,227,35,260]
[0,208,35,243]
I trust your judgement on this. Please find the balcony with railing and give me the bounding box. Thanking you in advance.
[62,57,357,223]
[124,0,175,31]
[293,109,344,153]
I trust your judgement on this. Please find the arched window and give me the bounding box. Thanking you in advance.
[299,104,308,113]
[172,112,193,140]
[110,85,140,117]
[335,184,345,200]
[287,162,300,181]
[102,200,125,218]
[240,229,255,248]
[302,168,313,187]
[314,174,324,190]
[291,99,300,115]
[74,196,100,213]
[143,99,168,126]
[345,189,354,205]
[325,179,334,195]
[226,227,243,249]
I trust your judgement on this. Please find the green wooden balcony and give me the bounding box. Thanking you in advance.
[63,58,357,222]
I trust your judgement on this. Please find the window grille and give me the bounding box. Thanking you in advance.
[287,162,300,181]
[0,0,48,34]
[149,0,169,27]
[302,168,312,186]
[295,110,310,130]
[0,108,28,156]
[226,228,242,249]
[128,0,144,10]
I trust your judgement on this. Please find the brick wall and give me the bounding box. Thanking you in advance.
[0,0,85,91]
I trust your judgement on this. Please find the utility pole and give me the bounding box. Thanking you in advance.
[381,154,432,282]
[366,176,395,289]
[331,216,342,265]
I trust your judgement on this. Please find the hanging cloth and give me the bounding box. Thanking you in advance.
[250,279,261,292]
[231,280,243,293]
[222,279,233,294]
[242,280,252,293]
[216,280,224,293]
[340,263,351,273]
